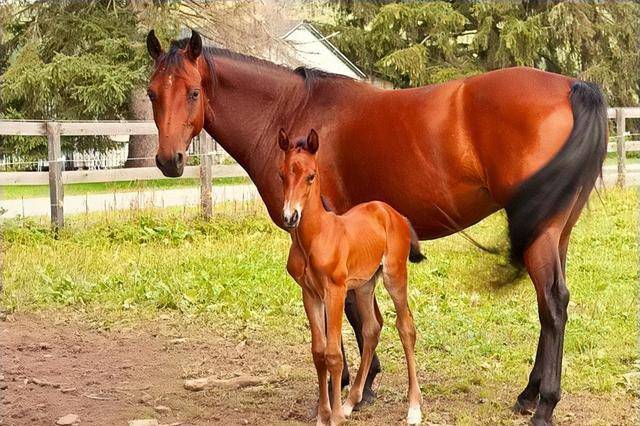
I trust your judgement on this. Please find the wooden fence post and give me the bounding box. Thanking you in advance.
[47,122,64,230]
[616,108,626,187]
[198,131,213,218]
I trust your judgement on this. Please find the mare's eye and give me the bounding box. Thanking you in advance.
[189,89,200,101]
[147,90,156,102]
[307,173,315,183]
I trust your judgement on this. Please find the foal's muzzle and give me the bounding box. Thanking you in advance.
[283,210,300,228]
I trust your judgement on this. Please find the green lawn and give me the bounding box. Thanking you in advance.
[1,189,637,399]
[0,176,251,200]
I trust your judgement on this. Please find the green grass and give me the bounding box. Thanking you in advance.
[0,176,251,200]
[1,189,637,398]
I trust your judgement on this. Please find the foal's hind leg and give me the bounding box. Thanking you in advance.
[382,262,422,425]
[342,278,381,416]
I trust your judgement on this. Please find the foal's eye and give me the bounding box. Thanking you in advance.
[307,173,315,183]
[189,89,200,101]
[147,90,156,102]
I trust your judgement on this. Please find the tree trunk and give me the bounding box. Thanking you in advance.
[125,86,156,168]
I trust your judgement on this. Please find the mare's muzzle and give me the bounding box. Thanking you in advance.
[155,151,185,177]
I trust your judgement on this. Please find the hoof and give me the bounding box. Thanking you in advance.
[407,405,422,425]
[530,416,553,426]
[513,396,538,415]
[353,387,376,411]
[330,414,347,426]
[342,401,354,417]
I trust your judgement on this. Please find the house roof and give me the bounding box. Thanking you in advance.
[281,21,367,79]
[179,20,367,80]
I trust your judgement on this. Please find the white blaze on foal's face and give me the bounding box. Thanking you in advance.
[280,152,316,228]
[277,128,320,229]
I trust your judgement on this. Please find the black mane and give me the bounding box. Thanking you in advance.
[161,38,354,88]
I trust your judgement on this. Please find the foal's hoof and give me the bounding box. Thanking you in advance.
[353,387,376,411]
[513,396,539,415]
[330,414,347,426]
[407,405,422,425]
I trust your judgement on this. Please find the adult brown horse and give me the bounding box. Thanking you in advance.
[146,30,607,425]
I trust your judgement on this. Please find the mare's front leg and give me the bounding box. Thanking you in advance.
[344,290,382,407]
[325,281,348,425]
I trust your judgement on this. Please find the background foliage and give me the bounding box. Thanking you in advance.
[1,1,638,159]
[322,1,640,106]
[0,0,178,158]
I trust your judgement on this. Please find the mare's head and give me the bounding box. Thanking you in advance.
[146,30,208,177]
[278,128,319,228]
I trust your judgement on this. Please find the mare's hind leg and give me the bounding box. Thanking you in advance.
[382,261,422,425]
[515,207,581,425]
[342,278,381,416]
[515,203,581,424]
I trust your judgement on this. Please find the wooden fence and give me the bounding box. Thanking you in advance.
[0,120,248,229]
[1,107,639,229]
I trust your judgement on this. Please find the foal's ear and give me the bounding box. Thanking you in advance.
[186,30,203,61]
[147,30,163,61]
[307,129,319,154]
[278,128,289,151]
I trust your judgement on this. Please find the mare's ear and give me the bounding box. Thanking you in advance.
[307,129,319,154]
[278,128,289,151]
[186,30,203,61]
[147,30,163,61]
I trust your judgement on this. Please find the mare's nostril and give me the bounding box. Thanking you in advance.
[291,210,299,224]
[174,152,185,167]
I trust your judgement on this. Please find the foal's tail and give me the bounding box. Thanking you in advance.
[506,81,607,266]
[405,219,426,263]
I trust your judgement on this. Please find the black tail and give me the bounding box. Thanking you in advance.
[406,219,426,263]
[506,81,607,266]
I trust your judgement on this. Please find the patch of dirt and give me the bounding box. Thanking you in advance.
[0,313,636,425]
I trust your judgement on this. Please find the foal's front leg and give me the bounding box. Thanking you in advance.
[325,282,348,425]
[302,291,331,425]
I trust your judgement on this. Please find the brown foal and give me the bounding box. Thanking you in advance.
[279,128,425,425]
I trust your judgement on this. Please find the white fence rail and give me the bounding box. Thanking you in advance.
[1,108,638,228]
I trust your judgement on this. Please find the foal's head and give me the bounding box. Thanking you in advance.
[278,128,319,228]
[146,30,208,177]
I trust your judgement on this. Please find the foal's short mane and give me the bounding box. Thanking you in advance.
[161,38,355,91]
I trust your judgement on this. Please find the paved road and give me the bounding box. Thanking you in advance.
[0,184,259,219]
[0,165,635,220]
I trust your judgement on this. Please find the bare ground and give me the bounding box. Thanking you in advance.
[0,313,636,426]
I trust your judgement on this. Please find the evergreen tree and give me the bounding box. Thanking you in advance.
[322,1,639,106]
[0,0,178,160]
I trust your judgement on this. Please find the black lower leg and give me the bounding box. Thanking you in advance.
[344,290,381,408]
[528,259,569,425]
[515,332,544,414]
